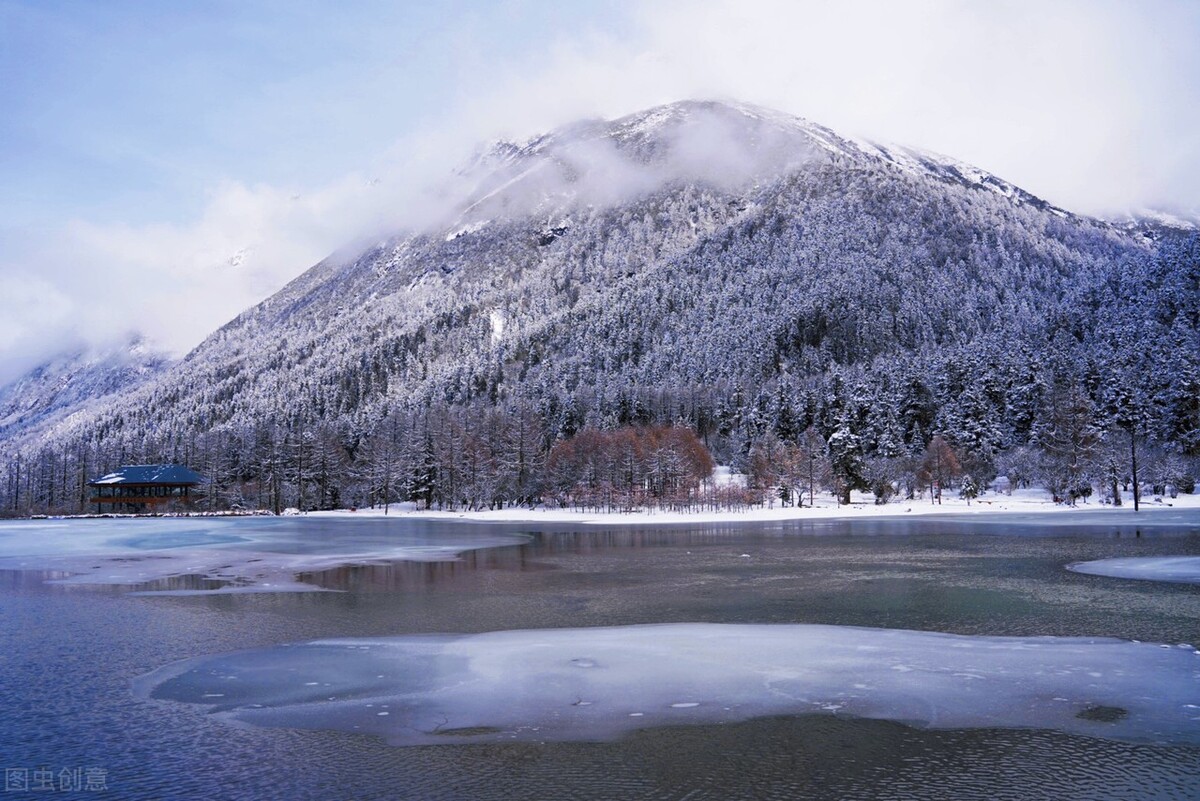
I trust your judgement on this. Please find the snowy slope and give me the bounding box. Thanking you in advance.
[0,99,1183,469]
[0,336,172,442]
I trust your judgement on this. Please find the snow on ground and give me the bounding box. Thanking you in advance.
[317,485,1200,526]
[134,622,1200,747]
[1068,556,1200,585]
[444,219,489,241]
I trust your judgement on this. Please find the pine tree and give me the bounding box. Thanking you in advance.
[827,419,867,505]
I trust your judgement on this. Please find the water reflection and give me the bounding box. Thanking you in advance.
[0,569,109,593]
[299,546,551,593]
[297,528,791,592]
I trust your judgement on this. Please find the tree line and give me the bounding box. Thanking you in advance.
[3,369,1193,517]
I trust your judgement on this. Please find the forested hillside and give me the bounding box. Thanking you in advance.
[2,101,1197,514]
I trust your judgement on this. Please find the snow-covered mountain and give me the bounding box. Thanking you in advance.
[3,100,1197,513]
[0,335,172,443]
[1106,207,1200,239]
[452,100,1068,232]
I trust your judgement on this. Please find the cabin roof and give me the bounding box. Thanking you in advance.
[88,464,204,486]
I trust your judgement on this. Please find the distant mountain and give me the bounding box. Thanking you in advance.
[0,335,171,443]
[1106,207,1200,239]
[3,100,1196,513]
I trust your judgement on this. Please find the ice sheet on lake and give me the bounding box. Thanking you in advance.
[1068,556,1200,585]
[134,623,1200,746]
[0,518,529,594]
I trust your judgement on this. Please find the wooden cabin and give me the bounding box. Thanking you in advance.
[88,464,204,513]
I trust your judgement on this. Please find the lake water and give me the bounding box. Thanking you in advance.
[1,512,1198,800]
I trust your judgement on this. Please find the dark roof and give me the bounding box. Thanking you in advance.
[88,464,204,486]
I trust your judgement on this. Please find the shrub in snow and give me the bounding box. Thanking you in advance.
[959,475,980,505]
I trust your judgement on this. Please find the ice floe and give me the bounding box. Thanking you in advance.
[134,623,1200,746]
[0,517,529,594]
[1067,556,1200,585]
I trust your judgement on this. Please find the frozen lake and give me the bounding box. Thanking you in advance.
[1,512,1199,800]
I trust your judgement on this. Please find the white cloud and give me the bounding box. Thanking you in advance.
[460,0,1200,215]
[0,126,479,380]
[0,271,80,382]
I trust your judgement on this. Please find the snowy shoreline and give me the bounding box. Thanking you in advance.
[13,487,1200,527]
[2,489,1196,597]
[312,487,1200,526]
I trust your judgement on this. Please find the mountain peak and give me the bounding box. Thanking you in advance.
[449,99,868,233]
[448,99,1065,236]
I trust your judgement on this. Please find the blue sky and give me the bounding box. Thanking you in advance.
[1,0,627,229]
[1,0,1199,383]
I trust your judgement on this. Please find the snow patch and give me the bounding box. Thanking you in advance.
[444,220,489,242]
[489,310,505,344]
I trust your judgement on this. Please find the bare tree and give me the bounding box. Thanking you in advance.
[918,434,962,504]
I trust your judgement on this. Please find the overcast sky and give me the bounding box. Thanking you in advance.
[2,0,1198,384]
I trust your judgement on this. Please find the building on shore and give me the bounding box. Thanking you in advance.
[88,464,204,514]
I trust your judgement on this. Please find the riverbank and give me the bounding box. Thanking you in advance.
[314,487,1200,526]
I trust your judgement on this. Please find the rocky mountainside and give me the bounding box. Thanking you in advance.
[3,100,1197,513]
